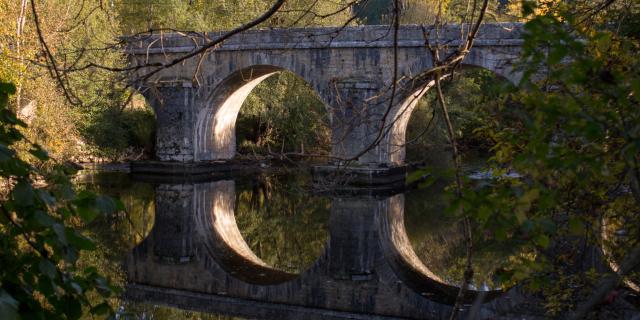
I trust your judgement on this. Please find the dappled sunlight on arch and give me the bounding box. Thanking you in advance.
[195,65,331,162]
[236,70,331,160]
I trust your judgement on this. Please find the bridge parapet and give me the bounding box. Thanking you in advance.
[128,23,524,54]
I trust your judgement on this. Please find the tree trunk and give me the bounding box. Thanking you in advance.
[15,0,28,112]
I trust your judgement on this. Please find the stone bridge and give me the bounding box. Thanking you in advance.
[127,23,524,167]
[124,180,542,319]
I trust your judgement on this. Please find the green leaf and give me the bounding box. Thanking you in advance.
[515,210,527,224]
[90,302,111,315]
[0,290,19,320]
[36,189,56,207]
[37,276,54,296]
[568,217,585,235]
[70,282,83,295]
[96,195,118,214]
[95,277,114,297]
[475,205,492,222]
[64,247,79,264]
[0,143,15,161]
[631,79,640,97]
[76,205,99,222]
[29,146,49,161]
[548,45,568,65]
[495,226,508,241]
[0,83,16,95]
[0,110,27,127]
[12,180,35,206]
[53,223,68,245]
[418,174,438,189]
[34,210,55,227]
[84,266,98,276]
[39,260,57,279]
[534,234,550,248]
[406,168,431,184]
[66,230,96,251]
[521,0,537,16]
[115,198,126,211]
[63,297,82,320]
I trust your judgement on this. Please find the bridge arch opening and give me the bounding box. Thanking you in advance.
[387,67,514,167]
[196,65,331,163]
[195,180,298,285]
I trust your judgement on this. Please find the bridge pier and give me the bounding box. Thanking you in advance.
[311,77,434,187]
[151,184,198,263]
[142,83,203,162]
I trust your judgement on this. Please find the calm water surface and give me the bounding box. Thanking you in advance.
[78,165,528,320]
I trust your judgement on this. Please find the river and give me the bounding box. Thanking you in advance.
[76,163,531,319]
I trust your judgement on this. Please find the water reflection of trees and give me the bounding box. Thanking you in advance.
[74,173,156,316]
[404,179,525,289]
[81,175,155,258]
[234,174,330,274]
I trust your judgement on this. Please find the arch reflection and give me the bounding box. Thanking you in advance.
[138,178,330,286]
[601,213,640,293]
[125,176,534,319]
[379,194,504,304]
[194,180,299,284]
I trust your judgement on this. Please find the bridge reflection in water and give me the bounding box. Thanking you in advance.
[124,179,537,319]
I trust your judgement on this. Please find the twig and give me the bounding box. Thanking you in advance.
[30,0,82,106]
[435,72,474,320]
[567,245,640,320]
[133,0,287,84]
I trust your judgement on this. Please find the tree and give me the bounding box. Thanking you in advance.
[458,0,640,316]
[0,81,119,319]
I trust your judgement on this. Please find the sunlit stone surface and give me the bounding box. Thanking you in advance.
[127,24,524,166]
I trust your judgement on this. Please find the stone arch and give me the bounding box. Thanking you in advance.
[461,48,522,85]
[383,57,518,166]
[385,79,438,165]
[194,65,330,161]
